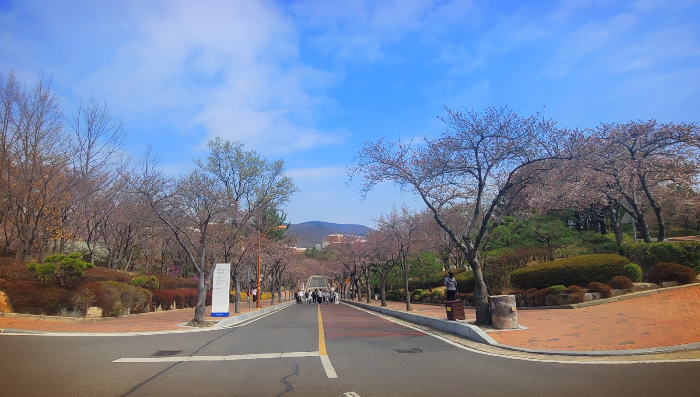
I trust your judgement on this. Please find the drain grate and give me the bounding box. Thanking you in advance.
[394,348,422,353]
[152,350,182,356]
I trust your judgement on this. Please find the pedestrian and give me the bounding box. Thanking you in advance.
[252,287,257,303]
[444,271,457,301]
[312,289,318,304]
[297,290,303,304]
[334,291,340,304]
[374,286,379,301]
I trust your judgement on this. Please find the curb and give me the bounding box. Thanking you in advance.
[342,300,496,345]
[0,300,296,336]
[0,306,197,322]
[215,300,296,327]
[343,300,700,357]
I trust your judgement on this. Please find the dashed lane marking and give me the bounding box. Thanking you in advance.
[344,392,361,397]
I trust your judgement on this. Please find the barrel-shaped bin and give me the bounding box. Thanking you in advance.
[490,295,518,329]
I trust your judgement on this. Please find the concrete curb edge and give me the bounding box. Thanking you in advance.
[342,300,497,345]
[215,300,296,327]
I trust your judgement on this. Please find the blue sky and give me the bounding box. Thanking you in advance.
[1,0,699,227]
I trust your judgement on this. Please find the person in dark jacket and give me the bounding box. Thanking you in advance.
[444,271,457,301]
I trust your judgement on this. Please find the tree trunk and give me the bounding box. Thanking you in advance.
[466,252,492,325]
[365,271,371,304]
[193,269,206,324]
[626,197,652,243]
[380,274,387,307]
[277,273,282,303]
[609,205,625,255]
[234,273,240,314]
[403,268,412,312]
[639,175,666,242]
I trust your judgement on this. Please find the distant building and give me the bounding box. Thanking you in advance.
[288,247,307,253]
[321,234,366,248]
[314,244,322,250]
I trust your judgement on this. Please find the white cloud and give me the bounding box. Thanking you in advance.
[3,0,345,155]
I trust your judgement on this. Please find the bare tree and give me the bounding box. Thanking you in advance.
[365,229,396,307]
[376,206,419,311]
[353,105,577,324]
[0,72,72,261]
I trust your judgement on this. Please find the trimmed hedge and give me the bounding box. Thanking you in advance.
[0,280,74,315]
[622,241,700,273]
[610,276,633,290]
[0,259,38,282]
[621,263,643,282]
[81,281,151,316]
[82,267,132,284]
[455,272,475,293]
[648,262,697,285]
[155,274,198,290]
[406,267,467,291]
[509,254,631,290]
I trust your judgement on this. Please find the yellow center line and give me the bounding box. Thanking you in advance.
[318,304,327,355]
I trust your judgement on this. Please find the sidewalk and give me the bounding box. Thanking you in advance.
[0,299,291,333]
[354,285,700,353]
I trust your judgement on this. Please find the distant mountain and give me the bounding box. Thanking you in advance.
[286,221,373,248]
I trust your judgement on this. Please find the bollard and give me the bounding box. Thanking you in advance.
[490,295,518,329]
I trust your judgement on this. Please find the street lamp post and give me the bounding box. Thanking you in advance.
[257,223,287,309]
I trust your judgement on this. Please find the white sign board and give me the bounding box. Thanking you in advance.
[211,263,231,317]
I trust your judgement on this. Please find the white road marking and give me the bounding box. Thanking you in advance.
[114,351,320,363]
[344,392,361,397]
[344,303,700,365]
[320,354,337,378]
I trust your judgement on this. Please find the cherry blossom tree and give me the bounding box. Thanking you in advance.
[353,105,578,324]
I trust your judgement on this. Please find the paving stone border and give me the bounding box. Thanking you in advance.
[0,300,297,323]
[343,298,700,356]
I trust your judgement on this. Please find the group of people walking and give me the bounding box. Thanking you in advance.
[297,289,339,304]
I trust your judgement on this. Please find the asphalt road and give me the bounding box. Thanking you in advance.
[1,302,700,396]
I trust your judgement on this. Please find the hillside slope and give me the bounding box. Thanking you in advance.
[286,221,373,248]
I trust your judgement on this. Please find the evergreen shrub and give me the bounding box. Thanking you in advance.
[609,276,633,290]
[0,280,73,315]
[622,241,700,273]
[587,282,613,299]
[131,276,160,290]
[566,285,583,293]
[83,281,151,316]
[621,263,643,282]
[550,285,566,294]
[647,262,697,285]
[509,254,630,289]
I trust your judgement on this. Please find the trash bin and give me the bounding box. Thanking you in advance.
[490,295,518,329]
[444,300,465,321]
